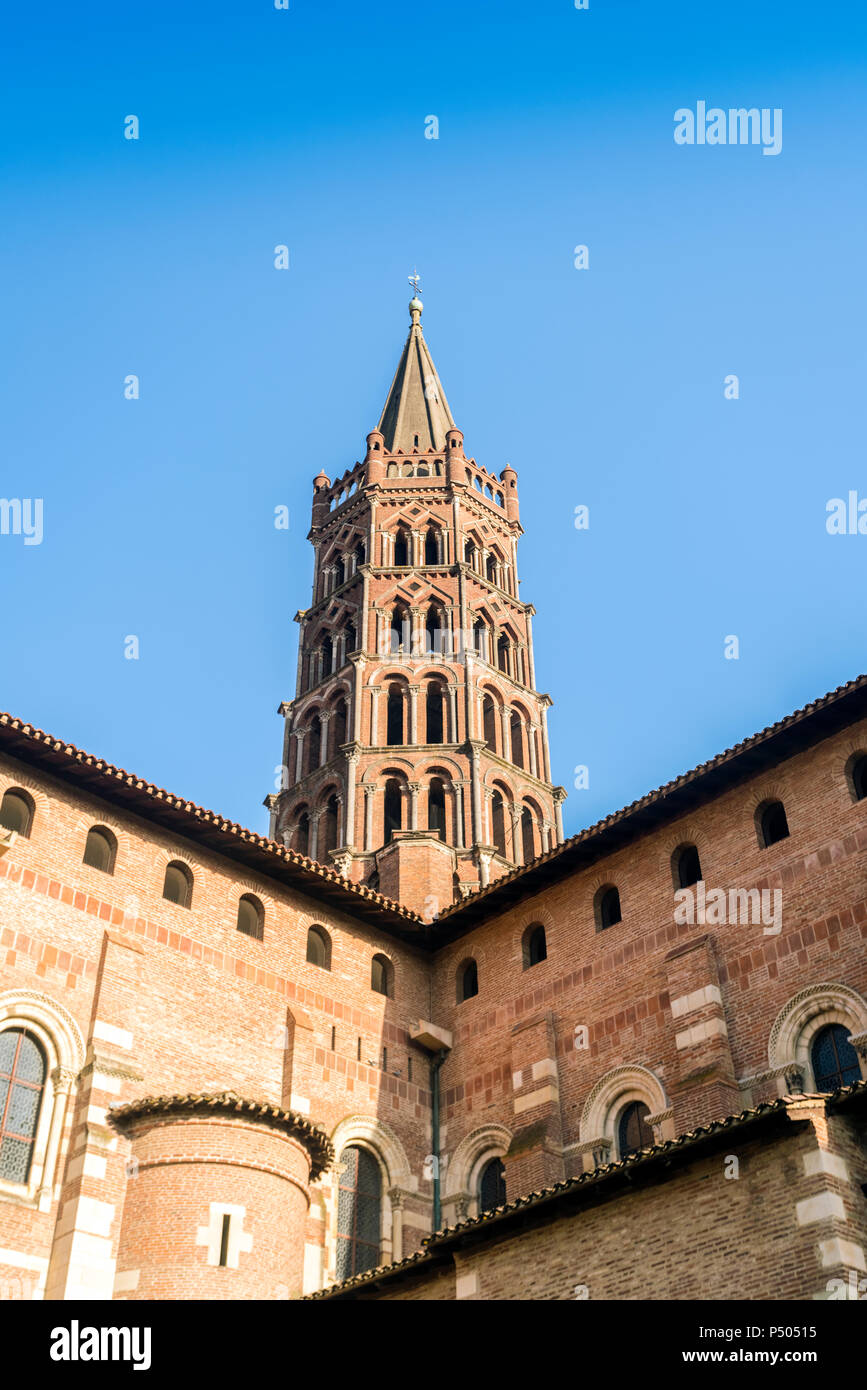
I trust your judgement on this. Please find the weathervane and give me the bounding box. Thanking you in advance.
[408,269,422,297]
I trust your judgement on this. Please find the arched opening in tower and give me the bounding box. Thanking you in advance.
[428,777,447,841]
[384,779,402,843]
[386,684,404,746]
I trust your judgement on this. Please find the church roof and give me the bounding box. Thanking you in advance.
[435,670,867,936]
[0,712,425,936]
[376,299,456,452]
[2,671,866,943]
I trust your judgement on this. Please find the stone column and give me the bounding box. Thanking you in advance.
[410,607,424,658]
[455,782,466,848]
[409,782,420,831]
[364,786,376,852]
[541,821,551,853]
[294,730,305,783]
[409,685,419,744]
[368,496,377,568]
[528,725,539,778]
[319,712,330,766]
[499,705,511,758]
[344,748,359,850]
[553,788,566,844]
[309,812,319,861]
[540,702,553,782]
[36,1066,75,1214]
[511,807,523,866]
[448,685,458,743]
[470,743,484,846]
[525,609,537,689]
[388,1188,404,1264]
[370,686,380,745]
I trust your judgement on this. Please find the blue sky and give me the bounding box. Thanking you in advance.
[2,0,866,839]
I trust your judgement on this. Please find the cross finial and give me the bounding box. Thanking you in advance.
[408,269,422,298]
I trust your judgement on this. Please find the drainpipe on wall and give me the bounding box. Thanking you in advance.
[430,1050,446,1234]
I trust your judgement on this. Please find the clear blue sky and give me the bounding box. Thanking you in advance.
[2,0,866,839]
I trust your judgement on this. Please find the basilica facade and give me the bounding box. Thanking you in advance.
[0,300,865,1301]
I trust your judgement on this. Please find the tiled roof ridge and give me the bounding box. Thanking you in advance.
[306,1081,867,1297]
[438,671,867,919]
[106,1089,335,1178]
[0,712,422,926]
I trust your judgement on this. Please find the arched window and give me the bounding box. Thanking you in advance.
[0,1029,46,1184]
[473,619,489,661]
[332,699,348,752]
[425,606,444,655]
[618,1101,654,1158]
[390,607,410,654]
[294,811,310,857]
[497,635,510,674]
[848,754,867,802]
[306,925,331,969]
[334,555,346,587]
[82,826,117,874]
[305,716,322,776]
[336,1145,382,1280]
[371,953,392,997]
[386,684,404,746]
[482,694,498,751]
[237,894,264,941]
[426,682,445,743]
[478,1156,506,1214]
[424,526,439,565]
[393,530,409,567]
[510,712,524,768]
[523,924,547,969]
[595,885,621,931]
[163,861,193,909]
[811,1023,861,1092]
[759,800,790,848]
[321,639,333,679]
[429,777,447,841]
[465,539,477,569]
[674,844,702,889]
[320,795,340,858]
[458,959,478,1002]
[384,779,402,842]
[345,623,357,655]
[521,807,535,863]
[491,791,507,858]
[486,553,497,584]
[0,789,34,839]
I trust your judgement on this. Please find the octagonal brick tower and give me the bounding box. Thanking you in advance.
[267,296,566,915]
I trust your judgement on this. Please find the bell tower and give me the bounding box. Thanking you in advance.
[268,294,566,915]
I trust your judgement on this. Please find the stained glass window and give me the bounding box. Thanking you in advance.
[0,1030,46,1185]
[335,1146,381,1280]
[811,1024,861,1093]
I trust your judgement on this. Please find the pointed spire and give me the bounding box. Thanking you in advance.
[377,296,456,453]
